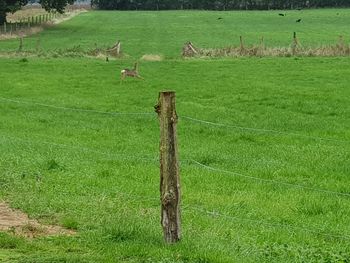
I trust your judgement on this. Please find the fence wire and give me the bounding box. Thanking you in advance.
[1,96,348,144]
[1,133,350,243]
[0,134,158,163]
[188,206,350,241]
[1,132,349,199]
[190,159,350,198]
[0,97,154,117]
[182,115,350,144]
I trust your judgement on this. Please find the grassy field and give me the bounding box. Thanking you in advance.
[0,10,350,263]
[1,9,350,57]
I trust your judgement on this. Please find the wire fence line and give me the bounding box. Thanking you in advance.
[2,134,350,243]
[0,97,154,117]
[1,96,349,200]
[0,133,158,163]
[1,96,349,144]
[114,190,350,241]
[190,159,350,198]
[2,132,349,200]
[188,206,350,241]
[182,115,350,144]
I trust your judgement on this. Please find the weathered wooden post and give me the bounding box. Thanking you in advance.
[154,91,181,244]
[240,35,244,50]
[292,32,299,55]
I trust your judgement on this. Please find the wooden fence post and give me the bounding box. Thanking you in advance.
[292,32,299,55]
[155,91,181,244]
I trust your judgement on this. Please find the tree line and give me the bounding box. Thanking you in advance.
[91,0,350,10]
[0,0,74,24]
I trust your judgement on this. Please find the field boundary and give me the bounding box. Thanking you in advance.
[0,10,87,40]
[183,35,350,58]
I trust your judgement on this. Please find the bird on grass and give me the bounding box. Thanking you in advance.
[217,17,223,20]
[278,13,286,16]
[296,19,302,23]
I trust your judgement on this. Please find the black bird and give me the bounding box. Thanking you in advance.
[296,19,302,22]
[296,8,302,11]
[278,13,285,16]
[217,17,223,20]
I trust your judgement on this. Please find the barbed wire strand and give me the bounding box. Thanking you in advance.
[190,159,350,198]
[182,115,350,144]
[189,206,350,241]
[0,97,154,117]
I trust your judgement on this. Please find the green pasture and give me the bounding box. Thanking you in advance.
[0,9,350,263]
[1,9,350,57]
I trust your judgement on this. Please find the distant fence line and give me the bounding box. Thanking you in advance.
[0,12,64,35]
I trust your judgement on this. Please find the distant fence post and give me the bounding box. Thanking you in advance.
[292,32,299,55]
[155,91,181,244]
[18,37,23,52]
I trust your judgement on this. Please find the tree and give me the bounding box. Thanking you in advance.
[0,0,74,25]
[0,0,28,24]
[40,0,75,13]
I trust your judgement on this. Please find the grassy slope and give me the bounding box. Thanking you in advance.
[1,9,350,57]
[0,10,350,263]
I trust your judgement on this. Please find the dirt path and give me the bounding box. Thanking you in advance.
[0,202,75,238]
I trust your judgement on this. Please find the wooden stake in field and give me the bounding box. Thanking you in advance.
[292,32,299,55]
[155,91,181,244]
[240,35,244,50]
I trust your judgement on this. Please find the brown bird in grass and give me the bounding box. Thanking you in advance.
[296,19,302,22]
[278,13,285,16]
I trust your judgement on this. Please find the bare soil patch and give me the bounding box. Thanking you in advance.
[140,54,164,61]
[0,202,75,238]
